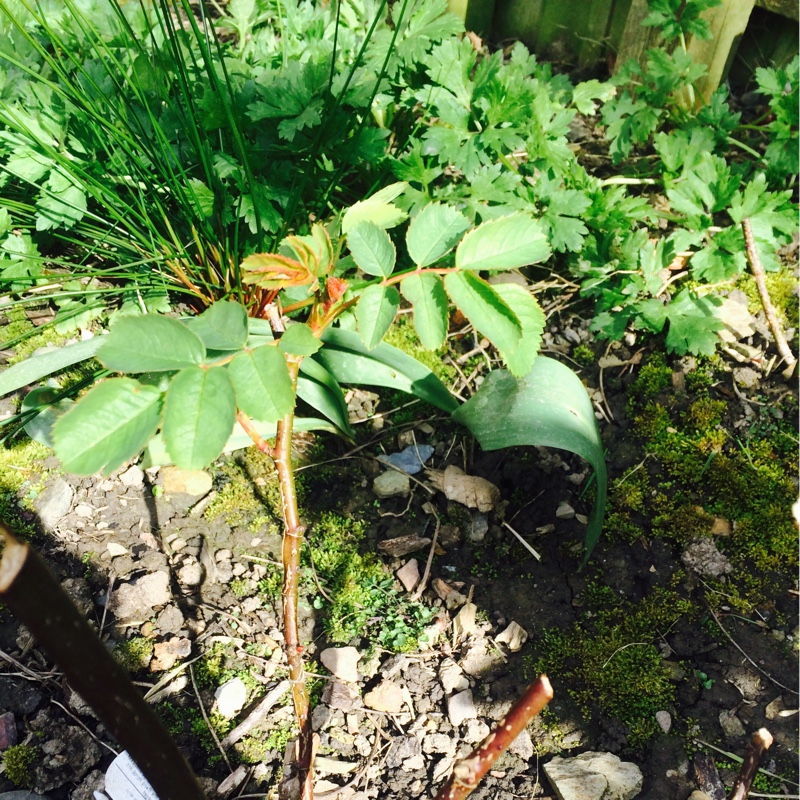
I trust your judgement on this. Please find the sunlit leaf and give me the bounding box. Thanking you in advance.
[52,378,163,475]
[492,283,545,377]
[162,366,237,469]
[406,203,469,266]
[279,323,322,356]
[355,284,400,350]
[400,273,448,350]
[341,182,408,233]
[99,315,206,373]
[227,345,294,422]
[347,221,396,277]
[456,213,551,271]
[297,357,353,436]
[185,300,248,351]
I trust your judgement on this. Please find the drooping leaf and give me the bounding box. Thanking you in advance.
[99,315,206,373]
[452,360,607,560]
[444,271,522,357]
[185,301,249,351]
[0,337,103,397]
[317,328,458,413]
[400,272,449,350]
[346,221,396,277]
[297,357,353,437]
[162,366,237,469]
[227,345,294,422]
[355,284,400,350]
[455,213,551,271]
[492,283,545,377]
[279,323,322,356]
[52,378,163,476]
[405,203,469,266]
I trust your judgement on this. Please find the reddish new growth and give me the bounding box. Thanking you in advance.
[435,675,554,800]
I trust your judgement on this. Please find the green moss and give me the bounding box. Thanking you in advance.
[203,458,275,531]
[3,307,68,365]
[629,351,671,401]
[113,637,154,672]
[156,702,233,766]
[384,316,458,385]
[531,587,693,751]
[572,343,595,366]
[740,267,799,329]
[2,743,38,786]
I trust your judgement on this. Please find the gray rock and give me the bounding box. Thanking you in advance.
[373,470,411,499]
[681,537,733,578]
[463,718,490,744]
[509,728,534,761]
[467,511,488,543]
[320,647,360,683]
[439,658,469,695]
[321,680,362,713]
[447,689,477,727]
[118,465,144,488]
[422,733,454,755]
[69,768,104,800]
[556,501,576,520]
[378,445,434,475]
[177,560,204,586]
[655,710,672,733]
[0,676,43,715]
[364,680,404,714]
[543,751,643,800]
[733,367,760,389]
[385,736,421,769]
[155,605,185,635]
[109,572,171,620]
[719,709,746,739]
[34,478,73,531]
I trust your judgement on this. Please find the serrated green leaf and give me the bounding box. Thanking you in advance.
[22,387,73,448]
[492,283,545,377]
[456,213,550,272]
[664,290,724,356]
[317,328,458,413]
[187,178,215,219]
[346,221,396,277]
[356,284,400,350]
[0,336,103,397]
[405,203,469,266]
[341,182,408,234]
[100,315,206,373]
[162,366,237,469]
[444,271,522,357]
[227,345,294,422]
[452,360,607,560]
[400,273,448,350]
[279,323,322,356]
[52,378,163,476]
[185,301,248,351]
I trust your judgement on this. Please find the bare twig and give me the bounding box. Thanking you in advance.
[410,504,440,601]
[501,520,541,562]
[0,524,204,800]
[434,676,553,800]
[220,680,291,748]
[741,218,797,377]
[729,728,774,800]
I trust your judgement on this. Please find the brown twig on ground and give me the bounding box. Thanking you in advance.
[410,503,440,601]
[0,523,204,800]
[741,218,797,378]
[694,752,726,800]
[729,728,774,800]
[434,675,554,800]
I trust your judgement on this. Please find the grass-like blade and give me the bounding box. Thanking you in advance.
[297,357,353,437]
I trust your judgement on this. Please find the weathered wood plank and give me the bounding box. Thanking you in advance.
[447,0,496,36]
[577,0,616,66]
[609,0,661,70]
[756,0,799,22]
[492,0,545,48]
[687,0,756,103]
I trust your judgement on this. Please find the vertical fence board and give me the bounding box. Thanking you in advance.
[448,0,496,36]
[687,0,756,102]
[609,0,661,70]
[492,0,545,48]
[577,0,616,66]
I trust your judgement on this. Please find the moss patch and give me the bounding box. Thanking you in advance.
[2,743,38,786]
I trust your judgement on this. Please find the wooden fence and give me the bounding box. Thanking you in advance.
[450,0,799,101]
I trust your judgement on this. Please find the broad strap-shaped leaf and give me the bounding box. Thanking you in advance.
[22,387,73,448]
[452,361,607,561]
[162,366,237,469]
[316,328,459,413]
[246,317,275,348]
[185,301,248,351]
[227,345,294,422]
[444,271,522,358]
[99,315,206,373]
[0,336,103,397]
[297,357,353,437]
[341,182,408,234]
[52,378,163,476]
[355,284,400,351]
[400,273,449,350]
[492,283,546,378]
[406,203,470,267]
[455,213,551,272]
[279,323,322,356]
[347,221,396,277]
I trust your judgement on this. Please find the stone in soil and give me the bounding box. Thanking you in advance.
[151,637,191,671]
[543,751,643,800]
[364,680,405,713]
[396,558,419,591]
[681,537,733,577]
[0,676,43,715]
[160,466,212,496]
[34,478,73,531]
[0,712,17,749]
[118,464,144,487]
[322,680,362,713]
[447,689,477,726]
[320,647,360,683]
[373,469,411,498]
[439,658,469,694]
[215,677,248,719]
[495,620,528,651]
[109,571,171,621]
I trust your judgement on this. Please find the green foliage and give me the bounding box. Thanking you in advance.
[2,743,38,786]
[113,637,155,672]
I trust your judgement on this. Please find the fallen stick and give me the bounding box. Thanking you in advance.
[741,218,797,378]
[434,675,553,800]
[0,523,204,800]
[728,728,773,800]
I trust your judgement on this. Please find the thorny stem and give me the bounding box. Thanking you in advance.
[275,356,314,800]
[434,675,554,800]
